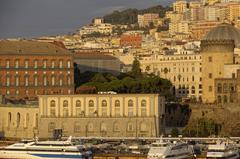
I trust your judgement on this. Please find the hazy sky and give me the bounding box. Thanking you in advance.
[0,0,174,39]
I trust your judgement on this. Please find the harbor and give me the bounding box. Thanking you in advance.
[0,136,240,159]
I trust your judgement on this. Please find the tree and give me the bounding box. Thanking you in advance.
[171,128,179,137]
[131,58,142,78]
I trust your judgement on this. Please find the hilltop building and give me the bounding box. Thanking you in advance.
[201,23,240,103]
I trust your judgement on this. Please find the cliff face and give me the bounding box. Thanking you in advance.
[187,103,240,136]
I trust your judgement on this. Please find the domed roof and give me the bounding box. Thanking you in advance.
[203,23,240,48]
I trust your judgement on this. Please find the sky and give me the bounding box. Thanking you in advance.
[0,0,174,39]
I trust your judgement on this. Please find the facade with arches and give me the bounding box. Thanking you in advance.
[0,104,39,139]
[38,94,165,138]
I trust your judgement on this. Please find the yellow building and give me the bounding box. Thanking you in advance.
[227,3,240,21]
[201,23,240,103]
[173,0,188,14]
[0,94,165,139]
[140,53,202,100]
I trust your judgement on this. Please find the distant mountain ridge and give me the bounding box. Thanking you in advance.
[103,5,172,25]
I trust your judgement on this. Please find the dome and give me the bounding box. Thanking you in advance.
[203,23,240,48]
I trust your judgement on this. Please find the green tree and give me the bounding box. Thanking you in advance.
[131,58,142,78]
[171,128,179,137]
[91,73,107,83]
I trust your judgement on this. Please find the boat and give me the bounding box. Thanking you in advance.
[147,138,195,159]
[0,136,92,159]
[206,140,239,159]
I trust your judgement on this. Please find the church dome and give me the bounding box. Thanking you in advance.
[203,23,240,48]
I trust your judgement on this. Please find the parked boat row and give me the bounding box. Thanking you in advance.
[0,136,239,159]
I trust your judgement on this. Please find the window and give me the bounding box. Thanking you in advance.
[25,76,29,86]
[191,86,195,94]
[140,122,147,132]
[43,60,47,68]
[127,122,134,132]
[141,100,147,116]
[17,113,20,128]
[34,76,38,86]
[128,100,134,116]
[34,60,38,68]
[51,60,55,68]
[59,60,63,68]
[48,122,55,132]
[223,95,228,103]
[8,112,11,127]
[217,96,222,103]
[113,122,120,132]
[115,100,120,116]
[76,100,82,116]
[51,76,55,86]
[15,60,19,68]
[67,76,71,86]
[63,100,69,117]
[15,76,19,86]
[229,83,235,92]
[223,83,228,93]
[217,83,222,93]
[74,122,81,133]
[209,73,212,78]
[43,76,47,86]
[50,100,56,117]
[87,123,94,132]
[6,60,10,69]
[6,76,10,86]
[209,86,212,92]
[67,60,71,68]
[100,122,107,132]
[101,100,107,116]
[24,60,29,68]
[208,56,212,62]
[59,77,63,86]
[88,100,94,116]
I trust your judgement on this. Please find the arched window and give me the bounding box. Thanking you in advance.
[113,122,120,132]
[224,95,228,103]
[115,100,120,116]
[101,100,107,116]
[76,100,81,116]
[87,123,94,132]
[43,76,47,86]
[88,100,94,116]
[223,83,228,93]
[59,76,63,86]
[74,122,81,133]
[50,100,56,117]
[217,96,222,104]
[128,100,134,116]
[17,112,20,128]
[51,76,55,86]
[127,122,134,132]
[63,100,69,117]
[34,76,38,86]
[8,112,11,127]
[67,60,71,68]
[229,83,234,92]
[217,83,222,93]
[48,122,55,132]
[34,113,38,128]
[100,122,107,132]
[67,76,71,86]
[25,113,29,128]
[59,60,63,68]
[141,100,147,116]
[140,122,147,132]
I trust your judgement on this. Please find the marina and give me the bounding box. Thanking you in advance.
[0,137,240,159]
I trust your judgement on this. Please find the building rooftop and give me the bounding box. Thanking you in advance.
[0,40,72,55]
[203,23,240,48]
[74,52,118,60]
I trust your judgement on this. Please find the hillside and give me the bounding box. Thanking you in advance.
[103,5,172,25]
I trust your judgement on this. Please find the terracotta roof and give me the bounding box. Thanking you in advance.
[74,52,118,60]
[0,40,72,55]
